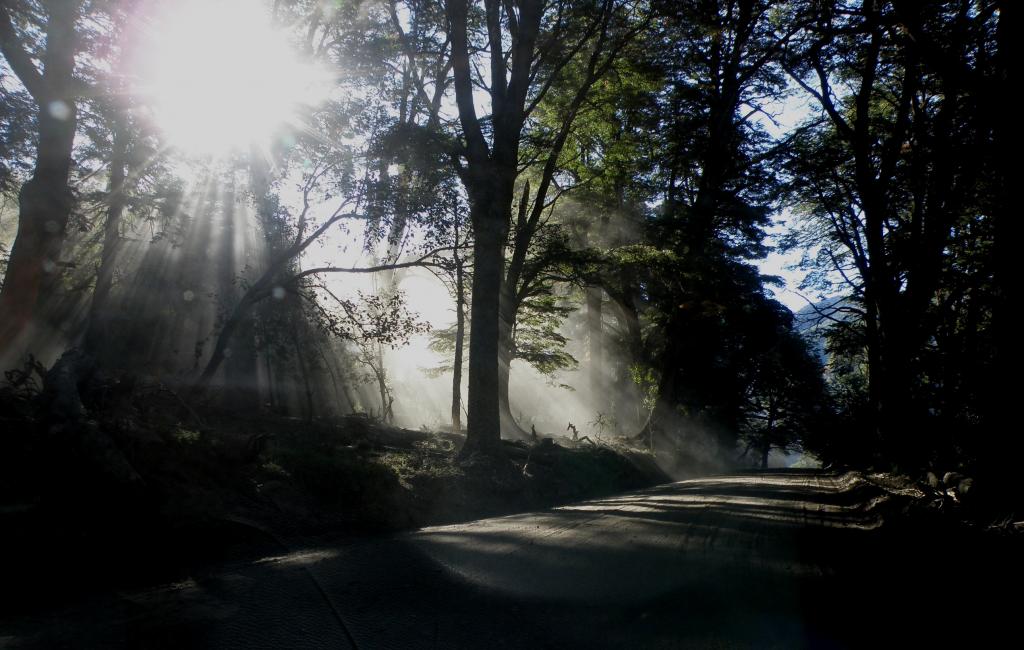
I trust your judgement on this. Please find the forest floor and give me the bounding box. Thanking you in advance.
[0,381,668,615]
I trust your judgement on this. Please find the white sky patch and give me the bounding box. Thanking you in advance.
[758,214,806,312]
[750,86,815,312]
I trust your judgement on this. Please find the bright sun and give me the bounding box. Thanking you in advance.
[136,0,328,156]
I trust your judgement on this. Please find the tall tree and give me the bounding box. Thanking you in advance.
[438,0,646,455]
[0,0,84,352]
[784,0,1001,469]
[638,0,795,453]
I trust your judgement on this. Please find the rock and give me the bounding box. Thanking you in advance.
[943,471,964,487]
[925,472,940,489]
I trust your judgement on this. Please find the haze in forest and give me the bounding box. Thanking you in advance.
[0,0,1016,489]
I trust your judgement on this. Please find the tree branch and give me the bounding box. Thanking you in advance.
[446,0,489,162]
[0,4,47,101]
[287,247,450,284]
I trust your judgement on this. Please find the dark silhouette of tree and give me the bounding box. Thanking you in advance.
[739,328,827,468]
[0,0,84,351]
[628,0,798,457]
[783,0,1005,471]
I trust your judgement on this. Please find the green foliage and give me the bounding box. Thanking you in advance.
[630,364,659,415]
[608,243,675,265]
[424,320,468,377]
[171,427,203,445]
[309,289,429,347]
[378,436,462,489]
[515,294,578,377]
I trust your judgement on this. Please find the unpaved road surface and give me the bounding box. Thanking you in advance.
[1,469,1016,648]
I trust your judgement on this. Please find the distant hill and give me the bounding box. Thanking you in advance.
[791,296,855,363]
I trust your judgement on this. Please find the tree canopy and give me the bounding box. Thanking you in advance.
[0,0,1013,495]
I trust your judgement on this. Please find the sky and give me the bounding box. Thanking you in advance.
[758,217,808,313]
[749,91,816,312]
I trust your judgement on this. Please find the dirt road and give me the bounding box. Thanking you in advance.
[1,469,1014,648]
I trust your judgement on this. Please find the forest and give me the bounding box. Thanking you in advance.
[0,0,1019,646]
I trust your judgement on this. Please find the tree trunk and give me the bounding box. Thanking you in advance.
[586,285,603,406]
[225,314,260,410]
[463,192,509,456]
[586,201,611,413]
[612,285,643,431]
[0,2,80,353]
[762,405,776,470]
[219,181,260,411]
[496,329,529,440]
[451,252,466,433]
[289,321,314,423]
[340,371,358,414]
[495,275,530,440]
[84,118,128,356]
[372,345,393,423]
[317,345,343,416]
[646,366,678,442]
[262,326,276,411]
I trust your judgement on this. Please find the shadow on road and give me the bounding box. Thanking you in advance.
[2,470,1017,649]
